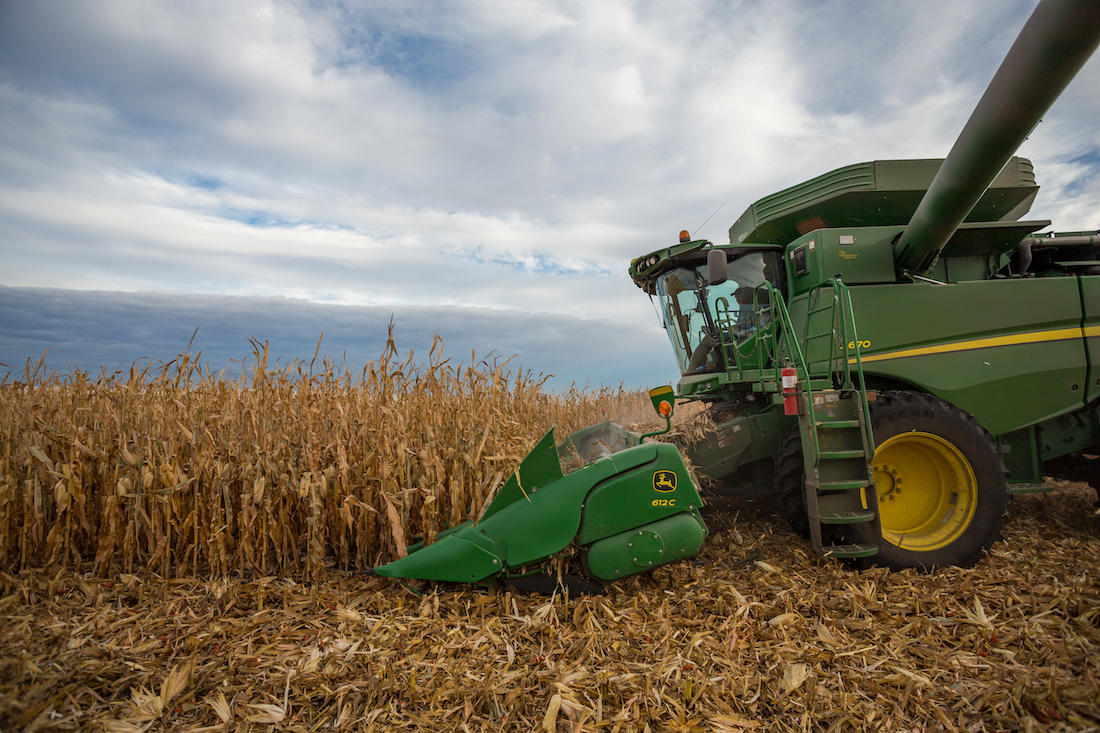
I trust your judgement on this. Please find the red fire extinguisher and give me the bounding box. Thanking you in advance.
[781,359,799,416]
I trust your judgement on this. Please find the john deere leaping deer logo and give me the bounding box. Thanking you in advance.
[653,470,677,493]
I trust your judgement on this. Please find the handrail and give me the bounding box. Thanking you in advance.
[799,277,876,448]
[713,286,789,380]
[758,283,822,442]
[757,278,874,452]
[833,278,876,449]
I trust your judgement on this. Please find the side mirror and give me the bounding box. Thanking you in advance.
[707,249,728,285]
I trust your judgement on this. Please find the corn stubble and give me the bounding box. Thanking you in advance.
[2,487,1099,731]
[0,333,653,581]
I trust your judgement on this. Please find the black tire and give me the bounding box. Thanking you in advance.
[852,391,1009,570]
[775,427,843,546]
[775,427,811,538]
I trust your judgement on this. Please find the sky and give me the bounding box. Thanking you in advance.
[2,0,1099,388]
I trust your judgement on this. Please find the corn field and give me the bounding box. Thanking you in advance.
[0,333,656,581]
[4,337,1100,731]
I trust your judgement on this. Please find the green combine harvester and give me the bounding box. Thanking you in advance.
[373,0,1100,589]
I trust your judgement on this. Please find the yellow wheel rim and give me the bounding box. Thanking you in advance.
[872,432,977,552]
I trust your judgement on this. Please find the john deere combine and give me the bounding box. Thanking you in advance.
[632,0,1100,570]
[374,0,1099,588]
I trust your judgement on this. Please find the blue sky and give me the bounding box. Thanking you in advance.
[2,0,1098,388]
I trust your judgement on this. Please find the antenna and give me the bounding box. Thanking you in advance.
[692,203,725,238]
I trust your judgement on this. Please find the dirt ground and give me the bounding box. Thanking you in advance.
[2,481,1098,732]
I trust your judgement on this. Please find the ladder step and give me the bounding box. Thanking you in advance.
[822,544,879,559]
[819,449,865,460]
[816,419,860,429]
[820,479,871,491]
[820,510,876,525]
[1009,484,1054,495]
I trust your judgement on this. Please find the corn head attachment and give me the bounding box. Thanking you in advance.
[370,388,708,593]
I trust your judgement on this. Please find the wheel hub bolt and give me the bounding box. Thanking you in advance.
[874,463,903,497]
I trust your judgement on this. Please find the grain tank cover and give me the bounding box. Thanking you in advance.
[728,157,1037,247]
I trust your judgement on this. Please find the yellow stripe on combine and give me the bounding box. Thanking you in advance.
[853,325,1095,365]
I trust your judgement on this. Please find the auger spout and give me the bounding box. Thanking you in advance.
[894,0,1100,275]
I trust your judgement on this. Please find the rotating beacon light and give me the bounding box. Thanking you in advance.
[781,359,799,416]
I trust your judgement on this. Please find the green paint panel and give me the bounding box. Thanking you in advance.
[584,513,708,582]
[837,278,1088,435]
[576,443,703,544]
[373,536,502,583]
[480,428,564,522]
[939,221,1049,258]
[730,158,1038,247]
[785,227,898,295]
[477,444,657,569]
[1082,275,1100,404]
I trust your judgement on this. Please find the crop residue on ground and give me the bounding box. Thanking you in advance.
[2,483,1097,732]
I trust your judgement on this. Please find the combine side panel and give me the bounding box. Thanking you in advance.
[683,408,790,483]
[585,513,708,582]
[577,442,705,544]
[844,279,1087,435]
[1083,276,1100,405]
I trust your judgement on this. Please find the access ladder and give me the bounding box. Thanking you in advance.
[793,278,880,559]
[713,277,882,560]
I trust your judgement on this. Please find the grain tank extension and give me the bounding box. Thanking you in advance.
[631,0,1100,569]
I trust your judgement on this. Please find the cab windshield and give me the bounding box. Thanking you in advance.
[655,250,782,375]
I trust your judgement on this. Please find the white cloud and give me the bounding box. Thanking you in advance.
[0,0,1097,385]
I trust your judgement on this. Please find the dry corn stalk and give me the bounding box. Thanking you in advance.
[0,331,659,580]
